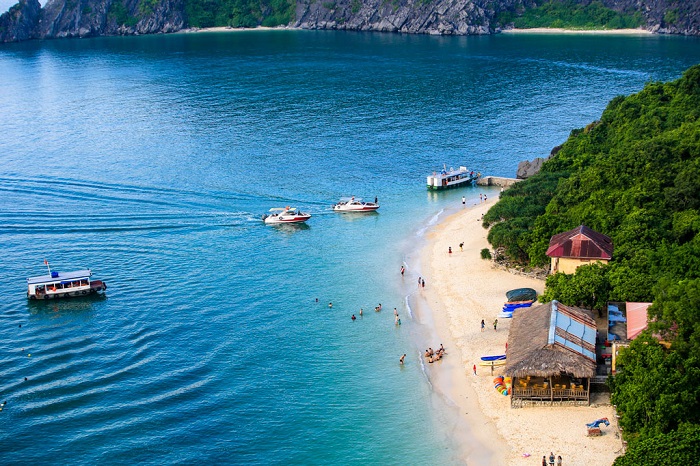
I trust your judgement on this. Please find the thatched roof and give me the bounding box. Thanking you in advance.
[546,225,613,260]
[505,301,597,379]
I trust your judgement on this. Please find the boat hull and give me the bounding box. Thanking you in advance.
[264,216,311,224]
[333,205,379,212]
[28,281,107,300]
[426,176,479,190]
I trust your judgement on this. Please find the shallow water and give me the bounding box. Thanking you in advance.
[1,30,699,464]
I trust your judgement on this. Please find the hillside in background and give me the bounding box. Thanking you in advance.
[2,0,700,43]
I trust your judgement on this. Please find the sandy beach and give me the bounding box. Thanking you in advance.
[501,27,651,35]
[418,198,624,465]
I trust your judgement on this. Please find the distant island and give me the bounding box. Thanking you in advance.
[1,0,700,43]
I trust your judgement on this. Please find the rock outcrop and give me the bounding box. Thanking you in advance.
[36,0,185,39]
[0,0,40,42]
[516,157,545,179]
[294,0,492,35]
[2,0,700,43]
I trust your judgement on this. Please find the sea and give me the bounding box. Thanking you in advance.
[1,30,699,465]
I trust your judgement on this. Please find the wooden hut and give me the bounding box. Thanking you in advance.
[546,225,613,274]
[506,300,597,407]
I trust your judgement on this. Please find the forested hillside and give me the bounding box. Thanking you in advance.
[483,65,700,463]
[2,0,700,43]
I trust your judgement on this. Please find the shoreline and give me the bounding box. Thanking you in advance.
[501,27,652,35]
[418,197,624,465]
[176,25,651,36]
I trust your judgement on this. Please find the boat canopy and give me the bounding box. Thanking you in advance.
[27,270,92,285]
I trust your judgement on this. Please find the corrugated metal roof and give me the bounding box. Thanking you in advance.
[546,225,613,259]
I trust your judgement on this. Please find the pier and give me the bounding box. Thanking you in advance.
[476,176,521,188]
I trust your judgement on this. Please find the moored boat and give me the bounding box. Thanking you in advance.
[426,165,480,190]
[262,207,311,224]
[332,197,379,212]
[27,264,106,300]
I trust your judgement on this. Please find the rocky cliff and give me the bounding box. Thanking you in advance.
[1,0,700,43]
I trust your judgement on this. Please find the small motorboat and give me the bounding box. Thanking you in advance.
[332,197,379,212]
[262,207,311,224]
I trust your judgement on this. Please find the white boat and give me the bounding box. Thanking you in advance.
[332,197,379,212]
[262,207,311,224]
[27,267,106,300]
[427,165,480,190]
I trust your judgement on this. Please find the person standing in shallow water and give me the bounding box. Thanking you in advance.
[399,354,406,364]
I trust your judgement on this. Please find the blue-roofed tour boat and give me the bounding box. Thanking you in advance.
[27,262,106,299]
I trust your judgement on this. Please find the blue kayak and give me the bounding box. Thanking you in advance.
[480,354,506,361]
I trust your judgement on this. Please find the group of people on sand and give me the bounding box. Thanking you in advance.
[543,452,563,466]
[424,344,446,363]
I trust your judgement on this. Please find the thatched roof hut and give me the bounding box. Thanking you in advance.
[506,301,596,379]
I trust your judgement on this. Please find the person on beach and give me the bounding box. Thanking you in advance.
[484,195,487,201]
[557,456,562,466]
[542,457,547,466]
[549,452,555,465]
[448,246,452,254]
[428,348,434,356]
[418,276,422,288]
[400,265,404,276]
[425,349,431,358]
[473,364,477,375]
[459,242,463,251]
[439,344,445,354]
[481,319,485,332]
[493,319,498,331]
[461,196,465,205]
[351,314,356,321]
[421,279,425,288]
[399,354,406,364]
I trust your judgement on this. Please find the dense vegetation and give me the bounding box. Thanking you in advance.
[184,0,294,28]
[496,0,643,30]
[483,65,700,463]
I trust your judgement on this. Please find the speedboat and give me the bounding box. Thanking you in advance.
[427,165,480,190]
[332,197,379,212]
[27,262,106,300]
[262,207,311,224]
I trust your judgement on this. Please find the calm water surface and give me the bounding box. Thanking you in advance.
[1,30,699,464]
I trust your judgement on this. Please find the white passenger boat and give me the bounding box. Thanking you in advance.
[426,165,480,190]
[262,207,311,224]
[332,197,379,212]
[27,266,106,300]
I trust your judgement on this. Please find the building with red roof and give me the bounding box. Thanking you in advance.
[546,225,613,274]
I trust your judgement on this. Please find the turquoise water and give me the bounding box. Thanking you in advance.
[1,31,699,464]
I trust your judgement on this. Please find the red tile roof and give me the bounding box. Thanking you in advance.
[546,225,613,260]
